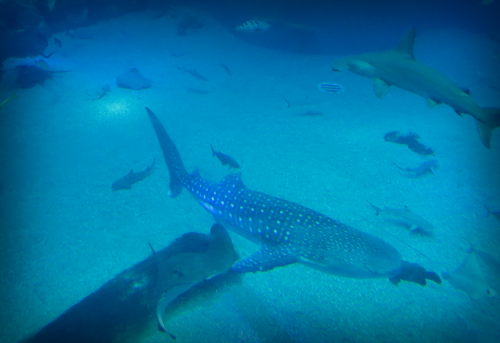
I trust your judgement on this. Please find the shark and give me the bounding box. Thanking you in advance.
[331,29,500,149]
[368,202,434,236]
[112,159,155,191]
[146,107,441,287]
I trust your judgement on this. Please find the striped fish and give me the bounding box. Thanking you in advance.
[318,82,345,93]
[233,20,270,33]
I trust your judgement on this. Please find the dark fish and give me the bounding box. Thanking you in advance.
[112,159,155,191]
[54,37,62,48]
[176,66,208,81]
[146,107,441,286]
[211,145,240,169]
[384,131,434,156]
[41,51,56,59]
[393,159,438,178]
[318,82,344,93]
[20,224,236,343]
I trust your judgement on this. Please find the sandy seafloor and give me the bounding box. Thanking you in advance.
[1,7,500,343]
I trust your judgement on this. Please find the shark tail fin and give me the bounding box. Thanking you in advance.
[394,28,417,59]
[477,107,500,149]
[211,144,216,157]
[146,107,187,198]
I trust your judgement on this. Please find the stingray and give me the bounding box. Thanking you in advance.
[151,223,235,339]
[442,248,500,299]
[116,68,152,90]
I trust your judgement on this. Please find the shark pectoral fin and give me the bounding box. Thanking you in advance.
[233,245,297,273]
[373,78,390,99]
[477,120,492,149]
[426,99,440,108]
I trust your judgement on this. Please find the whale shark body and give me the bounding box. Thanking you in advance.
[146,107,440,286]
[331,29,500,149]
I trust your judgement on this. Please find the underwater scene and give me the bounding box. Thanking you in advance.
[1,0,500,342]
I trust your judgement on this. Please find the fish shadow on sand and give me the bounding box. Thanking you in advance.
[20,224,239,343]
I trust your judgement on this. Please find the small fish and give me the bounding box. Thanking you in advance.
[0,93,18,111]
[88,84,111,100]
[484,205,500,223]
[393,159,438,178]
[318,82,344,93]
[211,145,240,169]
[40,51,56,59]
[233,20,270,33]
[112,159,155,191]
[54,37,62,48]
[368,202,434,236]
[176,66,208,81]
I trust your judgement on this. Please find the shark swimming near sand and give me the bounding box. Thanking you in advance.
[112,159,155,191]
[331,29,500,149]
[147,107,441,287]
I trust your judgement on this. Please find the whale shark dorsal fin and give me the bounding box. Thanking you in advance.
[219,172,245,188]
[393,28,417,59]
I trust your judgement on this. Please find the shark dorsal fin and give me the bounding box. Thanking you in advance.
[394,28,417,59]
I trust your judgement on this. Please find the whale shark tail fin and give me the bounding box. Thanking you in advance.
[477,107,500,149]
[146,107,187,197]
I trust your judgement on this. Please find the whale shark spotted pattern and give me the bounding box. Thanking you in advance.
[146,107,441,286]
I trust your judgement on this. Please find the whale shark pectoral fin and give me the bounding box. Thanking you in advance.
[373,78,390,99]
[233,245,297,273]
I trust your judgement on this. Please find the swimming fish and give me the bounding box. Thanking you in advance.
[211,145,241,169]
[368,202,434,236]
[317,82,344,93]
[112,159,155,191]
[151,223,235,337]
[0,93,18,111]
[233,20,270,33]
[331,29,500,149]
[384,131,434,156]
[393,159,438,178]
[176,66,208,81]
[146,107,441,286]
[88,83,111,100]
[443,247,500,299]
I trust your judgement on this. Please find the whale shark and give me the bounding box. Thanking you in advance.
[331,29,500,149]
[146,107,441,287]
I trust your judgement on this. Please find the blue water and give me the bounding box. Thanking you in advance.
[0,1,499,342]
